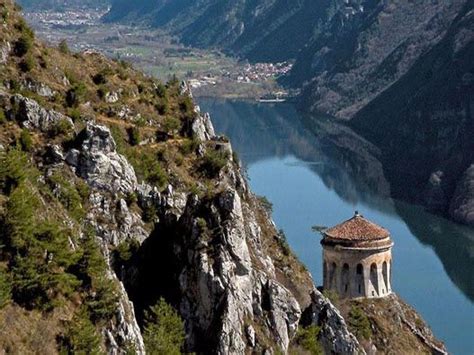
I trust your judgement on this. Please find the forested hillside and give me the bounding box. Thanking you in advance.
[105,0,336,62]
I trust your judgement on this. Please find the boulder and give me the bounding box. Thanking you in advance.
[67,123,137,194]
[21,79,55,97]
[12,94,73,133]
[106,91,120,103]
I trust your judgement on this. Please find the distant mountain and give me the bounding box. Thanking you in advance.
[104,0,333,62]
[17,0,109,10]
[105,0,474,226]
[291,0,474,225]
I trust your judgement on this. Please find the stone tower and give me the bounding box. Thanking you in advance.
[321,212,394,299]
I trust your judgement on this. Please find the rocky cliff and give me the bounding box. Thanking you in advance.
[0,1,365,353]
[0,0,448,353]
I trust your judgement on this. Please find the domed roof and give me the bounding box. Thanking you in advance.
[323,212,390,242]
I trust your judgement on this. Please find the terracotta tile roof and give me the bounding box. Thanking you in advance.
[324,212,390,241]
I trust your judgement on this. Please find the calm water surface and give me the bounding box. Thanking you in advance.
[198,98,474,355]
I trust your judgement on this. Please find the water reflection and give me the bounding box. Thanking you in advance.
[198,98,474,354]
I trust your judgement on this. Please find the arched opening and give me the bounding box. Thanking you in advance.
[341,264,350,295]
[370,263,379,297]
[329,262,337,290]
[356,264,365,296]
[382,261,389,293]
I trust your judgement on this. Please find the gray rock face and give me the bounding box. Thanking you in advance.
[176,188,303,354]
[0,41,10,64]
[191,112,215,141]
[67,123,137,194]
[450,165,474,226]
[21,79,55,97]
[106,91,120,103]
[304,291,363,355]
[61,122,147,353]
[12,94,73,133]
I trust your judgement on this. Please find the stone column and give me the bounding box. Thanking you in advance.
[363,264,371,298]
[377,262,385,296]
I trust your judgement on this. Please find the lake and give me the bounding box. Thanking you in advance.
[198,98,474,355]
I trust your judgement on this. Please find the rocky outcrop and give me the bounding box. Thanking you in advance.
[67,123,137,194]
[12,94,73,132]
[303,291,363,355]
[346,294,448,355]
[20,79,55,97]
[450,165,474,226]
[61,122,147,353]
[0,41,10,64]
[191,111,215,141]
[131,167,307,353]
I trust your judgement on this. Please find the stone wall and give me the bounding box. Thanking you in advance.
[323,246,392,299]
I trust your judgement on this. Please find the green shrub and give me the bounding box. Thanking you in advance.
[14,35,33,57]
[322,289,339,305]
[14,19,34,39]
[85,277,118,323]
[127,126,141,146]
[49,119,73,137]
[9,79,21,93]
[0,269,12,309]
[179,137,200,155]
[0,148,31,195]
[155,100,169,115]
[47,173,85,221]
[58,39,70,54]
[0,108,6,124]
[163,116,180,133]
[1,9,9,23]
[201,149,229,177]
[348,306,372,340]
[257,195,273,214]
[76,232,118,323]
[66,82,87,108]
[294,325,323,355]
[60,309,102,354]
[113,239,140,269]
[143,298,185,355]
[19,128,32,152]
[142,204,157,223]
[68,108,81,122]
[11,221,81,310]
[147,162,167,188]
[179,96,195,123]
[155,83,167,98]
[92,72,107,85]
[5,185,81,310]
[19,54,35,72]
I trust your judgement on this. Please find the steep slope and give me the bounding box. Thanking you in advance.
[284,0,474,226]
[350,1,474,225]
[0,0,448,353]
[0,0,362,353]
[104,0,333,62]
[291,0,468,118]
